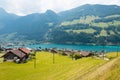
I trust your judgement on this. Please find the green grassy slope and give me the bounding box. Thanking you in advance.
[60,15,120,36]
[0,52,120,80]
[96,57,120,80]
[77,52,120,80]
[52,14,120,44]
[0,52,106,80]
[65,28,96,33]
[86,55,120,80]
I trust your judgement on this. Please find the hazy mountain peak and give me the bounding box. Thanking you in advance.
[0,4,120,44]
[59,4,120,20]
[0,7,7,14]
[80,4,92,7]
[45,10,56,15]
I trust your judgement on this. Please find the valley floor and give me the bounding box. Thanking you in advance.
[0,52,120,80]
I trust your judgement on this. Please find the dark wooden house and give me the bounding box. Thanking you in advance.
[2,48,31,62]
[2,49,26,61]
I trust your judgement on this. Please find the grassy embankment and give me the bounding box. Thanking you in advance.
[0,51,120,80]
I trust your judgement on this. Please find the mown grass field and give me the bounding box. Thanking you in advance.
[0,52,120,80]
[100,29,107,36]
[66,28,96,34]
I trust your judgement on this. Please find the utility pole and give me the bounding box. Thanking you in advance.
[116,26,119,57]
[53,52,55,64]
[51,48,57,64]
[34,50,36,68]
[117,46,118,57]
[117,43,119,57]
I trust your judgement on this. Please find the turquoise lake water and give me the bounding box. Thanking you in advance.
[27,44,120,52]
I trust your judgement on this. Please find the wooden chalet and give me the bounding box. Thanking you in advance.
[62,50,72,56]
[2,48,31,62]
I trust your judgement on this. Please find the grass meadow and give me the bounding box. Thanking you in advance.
[0,51,120,80]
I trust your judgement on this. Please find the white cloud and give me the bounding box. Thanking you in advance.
[0,0,120,15]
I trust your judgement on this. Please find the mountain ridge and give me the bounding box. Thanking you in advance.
[0,4,120,45]
[59,4,120,20]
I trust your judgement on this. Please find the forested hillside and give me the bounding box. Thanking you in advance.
[0,4,120,45]
[51,15,120,45]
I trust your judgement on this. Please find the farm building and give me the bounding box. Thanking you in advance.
[80,51,92,57]
[19,48,31,58]
[2,48,31,63]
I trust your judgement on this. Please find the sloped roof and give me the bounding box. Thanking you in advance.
[19,48,31,54]
[10,49,26,58]
[51,49,58,53]
[80,51,91,57]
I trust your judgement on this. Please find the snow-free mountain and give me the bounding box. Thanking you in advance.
[0,4,120,45]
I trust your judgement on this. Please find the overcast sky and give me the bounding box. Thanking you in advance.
[0,0,120,15]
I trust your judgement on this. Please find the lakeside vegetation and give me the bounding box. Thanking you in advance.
[0,51,120,80]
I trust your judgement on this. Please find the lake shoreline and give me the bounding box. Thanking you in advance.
[26,43,120,52]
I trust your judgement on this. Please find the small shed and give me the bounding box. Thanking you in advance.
[50,49,58,53]
[62,50,72,56]
[80,51,92,57]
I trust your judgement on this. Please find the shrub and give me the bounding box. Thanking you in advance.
[73,53,82,60]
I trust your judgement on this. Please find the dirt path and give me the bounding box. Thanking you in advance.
[76,57,120,80]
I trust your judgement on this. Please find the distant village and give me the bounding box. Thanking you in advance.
[0,44,110,63]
